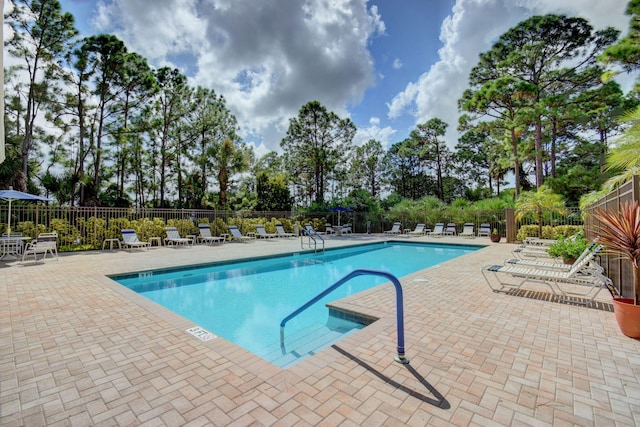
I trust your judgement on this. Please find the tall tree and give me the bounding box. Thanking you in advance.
[281,101,356,204]
[5,0,78,189]
[410,118,450,201]
[461,14,617,192]
[349,139,386,198]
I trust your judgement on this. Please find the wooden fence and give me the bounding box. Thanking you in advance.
[584,175,639,298]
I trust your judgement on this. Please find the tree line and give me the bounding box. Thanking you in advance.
[2,0,637,212]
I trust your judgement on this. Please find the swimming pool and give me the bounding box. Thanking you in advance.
[112,241,479,367]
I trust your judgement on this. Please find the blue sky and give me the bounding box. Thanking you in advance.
[55,0,629,157]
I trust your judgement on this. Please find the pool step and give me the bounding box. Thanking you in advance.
[256,319,363,368]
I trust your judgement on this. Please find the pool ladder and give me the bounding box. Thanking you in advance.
[300,229,325,253]
[280,268,409,364]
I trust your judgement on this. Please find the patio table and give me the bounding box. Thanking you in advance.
[0,236,31,260]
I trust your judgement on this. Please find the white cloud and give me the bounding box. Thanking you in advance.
[93,0,385,153]
[353,117,397,148]
[392,58,402,69]
[386,0,629,148]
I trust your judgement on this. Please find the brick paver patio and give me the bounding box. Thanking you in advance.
[1,235,639,426]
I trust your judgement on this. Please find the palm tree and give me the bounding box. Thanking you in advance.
[515,185,566,238]
[602,105,640,191]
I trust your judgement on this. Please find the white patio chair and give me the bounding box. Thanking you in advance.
[459,223,475,238]
[121,229,151,250]
[164,227,192,246]
[255,224,277,239]
[228,225,255,242]
[198,224,225,245]
[22,232,58,263]
[384,222,401,235]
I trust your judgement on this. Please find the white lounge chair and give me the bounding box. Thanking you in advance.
[504,242,603,273]
[228,225,255,242]
[164,227,192,246]
[384,222,401,235]
[429,223,446,237]
[121,229,151,250]
[275,224,295,238]
[459,223,475,238]
[22,232,58,263]
[478,223,491,237]
[407,223,427,236]
[445,223,457,236]
[198,224,225,245]
[481,245,609,304]
[341,223,352,234]
[255,224,277,239]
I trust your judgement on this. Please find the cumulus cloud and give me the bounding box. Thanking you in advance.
[392,58,402,70]
[387,0,629,148]
[93,0,385,152]
[353,117,397,148]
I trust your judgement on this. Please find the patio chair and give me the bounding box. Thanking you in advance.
[228,225,255,242]
[1,232,25,258]
[255,224,278,239]
[164,227,192,246]
[384,222,401,235]
[22,231,58,263]
[325,223,335,235]
[341,223,352,234]
[407,223,427,236]
[121,229,151,251]
[275,224,295,238]
[429,223,446,237]
[504,242,603,273]
[304,224,324,236]
[511,245,554,260]
[477,223,491,237]
[445,223,457,236]
[198,224,225,245]
[481,245,609,304]
[459,223,475,238]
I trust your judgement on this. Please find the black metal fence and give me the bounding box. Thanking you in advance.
[1,202,588,252]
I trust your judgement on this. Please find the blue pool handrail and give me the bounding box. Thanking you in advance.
[280,268,409,364]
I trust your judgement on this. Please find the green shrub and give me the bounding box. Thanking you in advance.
[547,234,588,262]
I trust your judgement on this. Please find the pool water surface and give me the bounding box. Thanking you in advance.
[112,241,479,367]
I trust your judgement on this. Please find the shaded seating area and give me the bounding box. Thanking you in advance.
[164,227,192,246]
[275,224,295,238]
[198,224,225,245]
[22,232,58,263]
[255,224,277,239]
[1,232,28,260]
[384,222,401,235]
[228,225,255,242]
[121,229,151,251]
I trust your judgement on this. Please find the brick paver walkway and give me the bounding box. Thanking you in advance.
[2,235,639,426]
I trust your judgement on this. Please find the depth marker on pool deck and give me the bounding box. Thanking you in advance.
[187,326,217,342]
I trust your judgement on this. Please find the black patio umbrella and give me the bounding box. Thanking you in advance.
[0,186,51,234]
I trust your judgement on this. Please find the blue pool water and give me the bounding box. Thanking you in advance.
[113,242,479,367]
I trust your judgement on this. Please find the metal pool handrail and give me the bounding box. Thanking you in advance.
[279,268,409,364]
[300,227,325,252]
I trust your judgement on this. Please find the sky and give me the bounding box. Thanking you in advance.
[50,0,632,158]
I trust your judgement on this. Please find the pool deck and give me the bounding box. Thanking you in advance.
[2,234,639,426]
